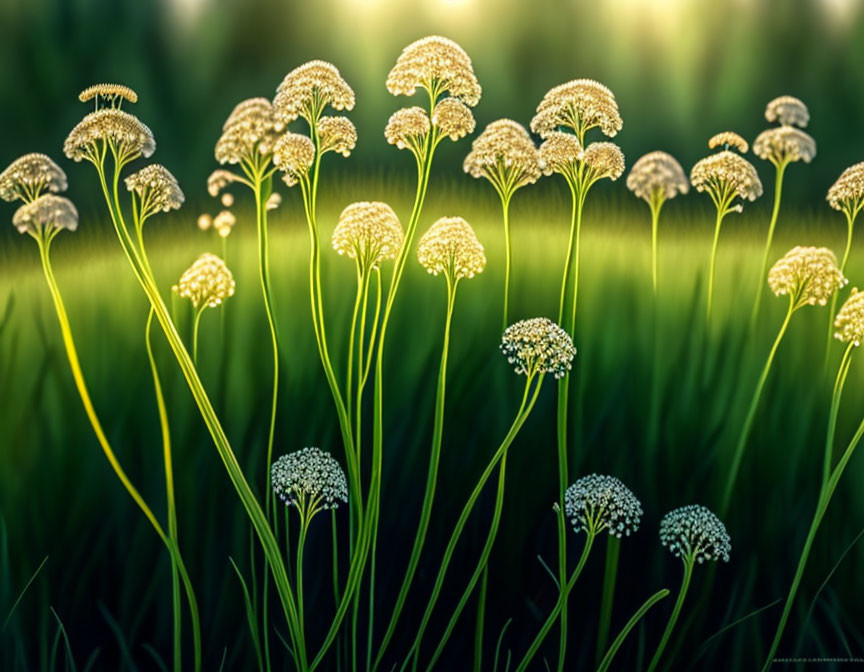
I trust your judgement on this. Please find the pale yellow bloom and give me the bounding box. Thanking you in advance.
[0,153,68,202]
[583,142,625,181]
[539,132,583,177]
[64,110,155,163]
[125,164,185,218]
[531,79,622,139]
[708,131,748,154]
[431,98,475,141]
[78,83,138,106]
[834,288,864,346]
[753,127,816,165]
[416,216,486,281]
[386,36,481,106]
[273,60,355,125]
[765,96,810,128]
[172,253,235,309]
[626,151,689,203]
[384,107,430,153]
[12,195,78,235]
[690,151,763,209]
[500,317,577,379]
[317,116,357,157]
[463,120,541,195]
[215,97,282,164]
[827,162,864,213]
[332,201,403,269]
[768,246,846,308]
[273,133,315,187]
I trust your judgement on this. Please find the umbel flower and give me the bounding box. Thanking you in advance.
[125,164,185,220]
[214,210,236,238]
[765,95,810,128]
[332,201,404,270]
[583,142,626,180]
[464,119,541,195]
[64,109,156,165]
[12,195,78,236]
[273,60,356,126]
[386,35,481,106]
[690,151,763,207]
[564,474,643,538]
[215,97,283,165]
[416,216,486,281]
[768,246,847,309]
[271,447,349,512]
[78,83,138,109]
[659,504,731,564]
[753,127,816,165]
[431,97,475,140]
[500,317,576,379]
[172,253,236,310]
[538,132,584,177]
[834,288,864,346]
[708,131,748,154]
[827,162,864,217]
[626,152,689,203]
[317,116,358,157]
[530,78,622,141]
[207,169,238,197]
[384,107,431,153]
[273,133,316,187]
[0,153,68,203]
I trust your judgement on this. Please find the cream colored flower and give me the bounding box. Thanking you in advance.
[539,132,583,177]
[765,96,809,128]
[266,193,282,211]
[500,317,577,379]
[0,153,68,203]
[273,133,315,187]
[583,142,625,180]
[215,98,282,164]
[416,216,486,281]
[530,79,622,139]
[207,169,239,197]
[64,110,155,163]
[708,131,748,154]
[386,36,481,106]
[332,201,403,269]
[172,253,235,309]
[384,107,430,153]
[317,116,357,157]
[463,119,541,195]
[690,151,763,208]
[626,151,689,203]
[273,60,355,125]
[827,162,864,213]
[12,195,78,235]
[125,164,184,218]
[431,97,475,141]
[214,210,236,238]
[768,246,846,308]
[753,127,816,165]
[834,288,864,346]
[78,83,138,107]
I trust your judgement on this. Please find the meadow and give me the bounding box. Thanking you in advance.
[2,163,863,670]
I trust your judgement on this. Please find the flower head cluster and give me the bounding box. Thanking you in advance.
[273,133,316,187]
[172,253,235,309]
[384,107,431,153]
[64,110,155,163]
[332,201,403,269]
[626,151,689,203]
[207,169,238,197]
[463,119,541,194]
[690,151,763,207]
[564,474,643,538]
[386,36,481,106]
[124,164,184,217]
[539,132,583,176]
[0,154,68,203]
[659,504,731,564]
[765,95,810,128]
[215,97,283,164]
[273,60,355,125]
[708,131,748,154]
[78,83,138,108]
[213,210,236,238]
[431,98,475,141]
[317,116,357,157]
[12,195,78,236]
[271,447,348,511]
[416,216,486,281]
[583,142,626,180]
[531,79,622,139]
[753,127,816,165]
[834,289,864,346]
[500,317,576,379]
[768,246,846,307]
[827,162,864,212]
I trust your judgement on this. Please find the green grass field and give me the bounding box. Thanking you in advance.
[2,174,863,670]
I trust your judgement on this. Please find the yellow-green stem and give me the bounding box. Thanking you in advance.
[596,589,670,672]
[646,557,694,672]
[750,163,786,329]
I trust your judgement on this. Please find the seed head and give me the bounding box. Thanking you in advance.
[266,193,282,211]
[708,131,748,154]
[64,110,155,163]
[12,195,78,235]
[386,36,481,107]
[753,127,816,165]
[690,151,763,207]
[583,142,625,180]
[500,317,576,379]
[827,162,864,213]
[317,116,358,157]
[530,79,622,139]
[626,151,689,203]
[332,201,403,269]
[539,132,583,176]
[273,60,356,125]
[78,83,138,106]
[765,95,810,128]
[216,98,282,164]
[207,169,239,197]
[271,447,349,511]
[273,133,315,187]
[463,120,541,195]
[768,246,846,308]
[0,153,68,203]
[834,289,864,346]
[124,164,184,218]
[416,216,486,281]
[172,253,235,309]
[564,474,643,538]
[431,97,475,141]
[384,107,431,153]
[214,210,236,238]
[659,504,731,564]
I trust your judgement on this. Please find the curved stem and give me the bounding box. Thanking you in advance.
[646,557,694,672]
[596,589,670,672]
[594,535,621,667]
[192,308,204,366]
[823,343,854,486]
[706,208,726,323]
[501,196,512,332]
[824,211,857,366]
[750,163,786,329]
[473,566,488,672]
[557,180,579,325]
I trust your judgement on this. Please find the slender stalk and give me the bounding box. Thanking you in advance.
[823,342,854,485]
[750,163,786,329]
[824,211,857,365]
[596,589,670,672]
[646,557,694,672]
[501,196,512,332]
[650,199,661,295]
[473,566,488,672]
[192,308,204,366]
[706,208,725,323]
[595,535,621,666]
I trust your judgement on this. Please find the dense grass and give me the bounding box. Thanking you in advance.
[2,174,863,670]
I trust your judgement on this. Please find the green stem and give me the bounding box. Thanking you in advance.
[192,308,204,366]
[595,535,621,666]
[646,557,694,672]
[706,208,726,323]
[557,180,579,325]
[824,211,857,366]
[297,510,311,647]
[750,163,786,329]
[596,589,670,672]
[474,566,488,672]
[501,196,512,332]
[823,343,854,486]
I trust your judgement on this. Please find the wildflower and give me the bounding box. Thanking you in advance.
[690,151,763,206]
[273,60,355,125]
[172,253,235,309]
[753,127,816,165]
[271,447,349,511]
[659,504,731,564]
[768,246,846,308]
[197,214,212,231]
[530,79,622,140]
[331,201,403,269]
[384,107,430,153]
[0,153,68,203]
[827,162,864,214]
[386,35,481,106]
[416,216,486,281]
[12,195,78,235]
[317,116,358,157]
[463,119,541,192]
[207,169,239,197]
[221,193,234,208]
[500,317,576,379]
[708,131,748,153]
[583,142,625,180]
[273,133,315,187]
[266,192,282,211]
[564,474,643,538]
[765,95,810,128]
[78,83,138,107]
[626,151,689,203]
[539,132,583,177]
[431,97,475,141]
[124,164,184,219]
[213,210,236,238]
[215,98,282,164]
[834,289,864,346]
[64,109,155,163]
